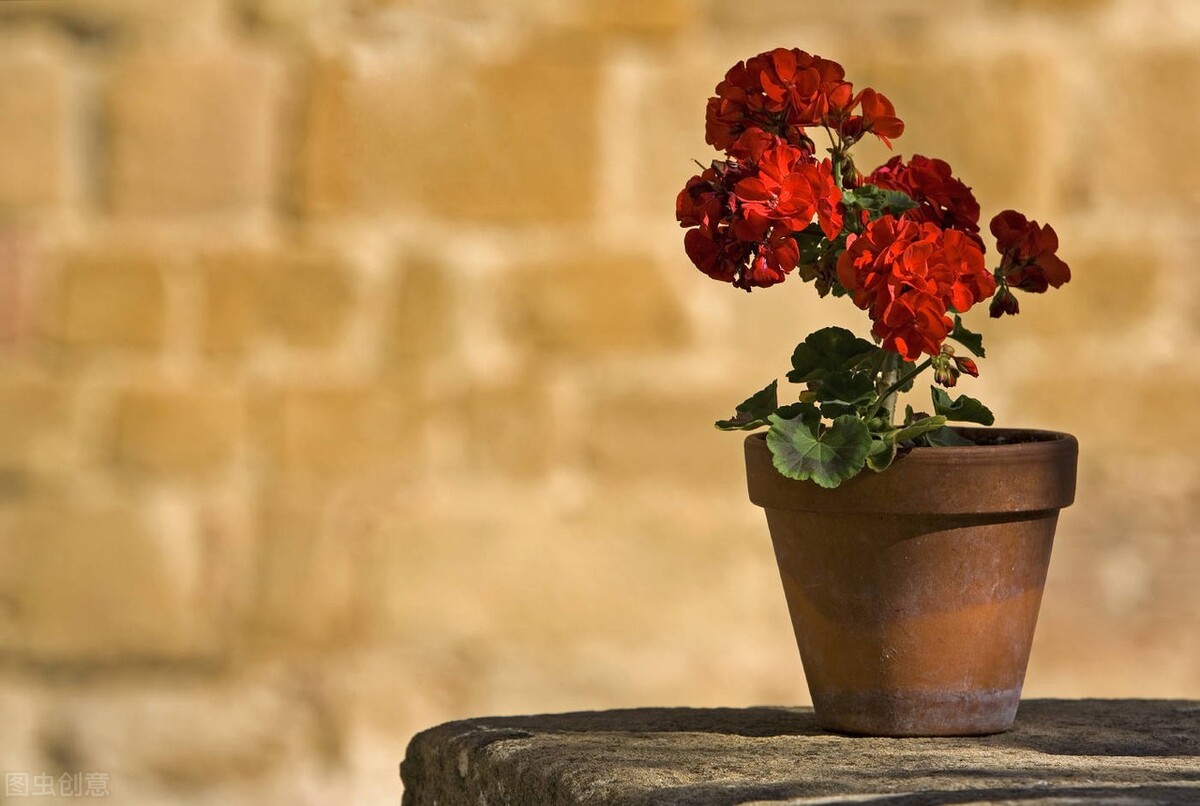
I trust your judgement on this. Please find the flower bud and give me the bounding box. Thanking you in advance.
[932,344,960,388]
[934,366,957,387]
[954,356,979,378]
[989,286,1020,318]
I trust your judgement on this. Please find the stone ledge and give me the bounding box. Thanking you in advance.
[401,699,1200,805]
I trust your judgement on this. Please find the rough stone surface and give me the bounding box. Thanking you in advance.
[1098,47,1200,205]
[44,246,166,351]
[200,247,356,352]
[255,385,417,481]
[107,48,281,216]
[1,496,223,660]
[300,32,603,222]
[0,38,70,213]
[402,700,1200,805]
[502,254,689,357]
[0,375,70,472]
[111,385,244,478]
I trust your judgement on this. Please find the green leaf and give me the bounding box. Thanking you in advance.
[812,371,876,418]
[842,184,919,220]
[775,401,820,426]
[866,415,892,433]
[949,315,986,358]
[893,414,948,444]
[924,426,976,447]
[878,188,919,214]
[818,402,859,419]
[787,327,876,384]
[794,224,825,264]
[814,371,875,402]
[931,388,995,426]
[767,413,872,489]
[896,361,918,393]
[715,380,778,431]
[866,436,898,472]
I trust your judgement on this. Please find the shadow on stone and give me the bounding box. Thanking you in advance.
[641,782,1200,805]
[468,705,822,738]
[989,699,1200,757]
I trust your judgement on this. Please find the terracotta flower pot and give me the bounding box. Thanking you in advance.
[745,428,1078,737]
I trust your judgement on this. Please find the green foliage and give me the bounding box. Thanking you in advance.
[794,223,825,266]
[810,370,876,417]
[715,325,999,487]
[784,326,879,423]
[861,412,945,473]
[893,414,948,444]
[865,436,898,472]
[894,359,919,393]
[949,315,985,357]
[931,388,995,425]
[925,426,976,447]
[774,401,815,422]
[767,412,872,489]
[842,184,919,221]
[775,400,821,431]
[715,380,778,431]
[787,327,876,383]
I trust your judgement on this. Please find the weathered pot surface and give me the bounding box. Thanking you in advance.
[745,428,1078,737]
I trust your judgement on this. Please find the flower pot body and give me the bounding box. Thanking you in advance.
[745,428,1078,737]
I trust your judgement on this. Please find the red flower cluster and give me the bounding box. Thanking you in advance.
[705,48,903,151]
[677,135,842,290]
[991,210,1071,290]
[836,216,996,359]
[868,155,982,247]
[736,145,843,241]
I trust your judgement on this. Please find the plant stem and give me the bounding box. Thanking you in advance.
[867,357,932,423]
[879,353,900,425]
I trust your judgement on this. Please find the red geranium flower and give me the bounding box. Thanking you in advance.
[744,228,801,288]
[724,127,785,162]
[683,226,751,285]
[857,88,904,142]
[678,158,754,284]
[704,48,901,152]
[868,155,982,247]
[990,210,1071,293]
[836,216,995,359]
[735,145,843,240]
[676,158,747,231]
[677,133,845,291]
[831,87,905,148]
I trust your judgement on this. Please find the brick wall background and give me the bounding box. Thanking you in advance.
[1,0,1198,802]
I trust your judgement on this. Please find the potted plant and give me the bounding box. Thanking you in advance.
[677,48,1077,737]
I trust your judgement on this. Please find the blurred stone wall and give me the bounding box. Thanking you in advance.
[0,0,1197,802]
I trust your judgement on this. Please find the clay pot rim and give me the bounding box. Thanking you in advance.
[746,427,1077,466]
[745,427,1078,514]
